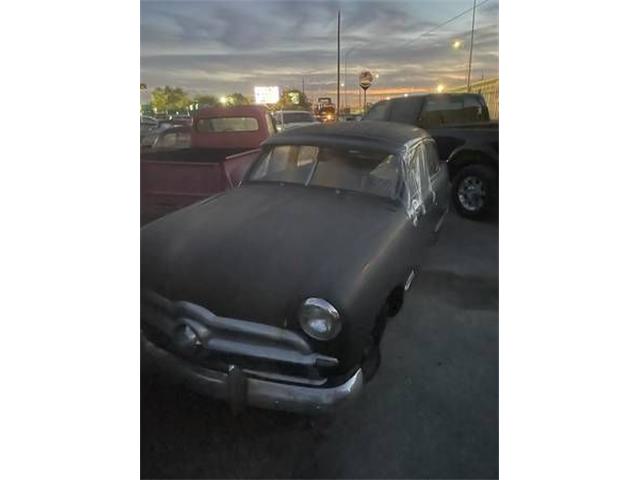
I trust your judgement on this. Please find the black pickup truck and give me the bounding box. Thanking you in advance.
[363,93,498,219]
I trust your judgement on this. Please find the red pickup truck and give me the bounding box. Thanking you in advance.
[141,105,276,224]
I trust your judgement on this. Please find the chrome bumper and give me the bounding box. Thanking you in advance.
[142,334,364,414]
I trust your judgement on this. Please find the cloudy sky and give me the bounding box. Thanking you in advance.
[141,0,498,101]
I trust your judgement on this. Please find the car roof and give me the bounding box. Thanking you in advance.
[263,121,430,152]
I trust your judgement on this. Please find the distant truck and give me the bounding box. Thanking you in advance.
[314,97,337,122]
[363,93,498,219]
[141,105,276,224]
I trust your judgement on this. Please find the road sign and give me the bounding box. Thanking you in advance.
[359,71,373,90]
[254,86,280,104]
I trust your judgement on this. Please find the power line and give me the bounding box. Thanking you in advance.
[404,0,493,47]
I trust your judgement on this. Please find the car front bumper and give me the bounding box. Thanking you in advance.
[141,334,364,415]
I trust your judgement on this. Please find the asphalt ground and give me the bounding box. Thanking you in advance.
[141,211,498,479]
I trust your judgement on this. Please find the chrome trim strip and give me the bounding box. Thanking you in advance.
[405,269,416,291]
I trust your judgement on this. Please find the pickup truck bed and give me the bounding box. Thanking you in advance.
[141,149,260,225]
[140,105,273,224]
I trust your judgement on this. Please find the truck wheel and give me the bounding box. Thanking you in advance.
[452,165,497,220]
[362,306,389,382]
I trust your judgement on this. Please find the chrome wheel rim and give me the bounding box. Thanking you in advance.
[457,175,486,212]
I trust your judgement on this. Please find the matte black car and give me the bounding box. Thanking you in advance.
[141,121,449,414]
[364,93,498,219]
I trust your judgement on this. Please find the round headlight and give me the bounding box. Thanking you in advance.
[298,298,342,341]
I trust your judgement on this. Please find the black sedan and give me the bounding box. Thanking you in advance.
[141,121,450,414]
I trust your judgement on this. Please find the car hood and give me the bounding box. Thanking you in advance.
[141,183,404,327]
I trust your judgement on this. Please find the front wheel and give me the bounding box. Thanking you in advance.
[452,165,497,220]
[361,305,389,382]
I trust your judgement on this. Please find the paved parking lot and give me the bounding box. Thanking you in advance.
[141,212,498,479]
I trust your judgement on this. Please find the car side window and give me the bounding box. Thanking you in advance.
[425,141,441,176]
[414,142,431,203]
[403,143,429,218]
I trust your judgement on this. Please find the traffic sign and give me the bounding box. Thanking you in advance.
[359,71,373,90]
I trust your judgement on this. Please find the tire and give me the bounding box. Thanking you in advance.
[387,287,404,318]
[361,306,388,382]
[452,164,497,220]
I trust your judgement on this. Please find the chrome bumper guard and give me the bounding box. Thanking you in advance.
[142,334,364,414]
[141,290,364,413]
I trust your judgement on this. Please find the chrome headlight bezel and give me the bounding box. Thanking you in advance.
[298,297,342,341]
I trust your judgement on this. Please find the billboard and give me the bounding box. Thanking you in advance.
[254,86,280,105]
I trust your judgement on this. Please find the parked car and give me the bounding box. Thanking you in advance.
[140,115,159,142]
[140,105,276,224]
[273,110,319,131]
[142,125,191,150]
[140,122,177,149]
[363,93,498,219]
[141,121,449,414]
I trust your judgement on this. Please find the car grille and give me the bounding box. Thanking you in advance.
[141,289,338,385]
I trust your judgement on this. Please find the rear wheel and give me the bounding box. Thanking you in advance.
[452,164,497,220]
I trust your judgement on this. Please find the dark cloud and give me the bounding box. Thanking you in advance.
[141,0,499,98]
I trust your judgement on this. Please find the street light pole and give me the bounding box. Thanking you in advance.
[343,46,356,112]
[466,0,477,92]
[337,9,341,118]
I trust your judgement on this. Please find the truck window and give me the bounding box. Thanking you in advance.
[419,95,465,128]
[388,97,423,124]
[463,95,490,122]
[419,94,489,128]
[365,101,390,121]
[196,117,259,133]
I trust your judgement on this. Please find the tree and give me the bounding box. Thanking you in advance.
[150,86,192,114]
[223,92,250,106]
[193,95,219,108]
[273,89,311,111]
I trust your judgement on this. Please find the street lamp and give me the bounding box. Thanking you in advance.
[343,46,357,111]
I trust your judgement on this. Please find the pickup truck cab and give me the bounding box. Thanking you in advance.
[140,105,276,224]
[364,93,498,219]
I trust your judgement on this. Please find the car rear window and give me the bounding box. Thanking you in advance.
[196,117,259,132]
[283,112,315,123]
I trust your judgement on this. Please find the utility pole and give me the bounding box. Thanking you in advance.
[337,9,341,118]
[466,0,477,92]
[302,76,305,96]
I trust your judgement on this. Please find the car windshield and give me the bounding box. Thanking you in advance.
[282,112,314,124]
[247,145,401,200]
